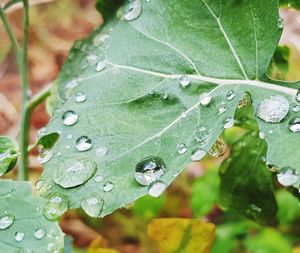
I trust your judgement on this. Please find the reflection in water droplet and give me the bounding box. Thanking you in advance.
[81,196,104,217]
[179,76,190,88]
[76,136,92,152]
[0,215,14,230]
[176,143,187,154]
[223,117,234,129]
[191,149,206,161]
[148,181,167,198]
[134,156,166,186]
[34,228,46,240]
[118,0,143,21]
[62,111,78,126]
[38,148,53,164]
[103,182,114,192]
[74,92,87,103]
[256,95,289,123]
[289,117,300,133]
[15,232,25,242]
[208,138,227,158]
[53,158,96,188]
[199,93,212,106]
[277,167,299,186]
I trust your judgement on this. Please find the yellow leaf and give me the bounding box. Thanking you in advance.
[293,247,300,253]
[148,218,216,253]
[88,238,120,253]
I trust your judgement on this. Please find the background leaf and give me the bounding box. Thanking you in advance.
[0,136,18,176]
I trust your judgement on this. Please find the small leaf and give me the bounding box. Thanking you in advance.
[148,218,216,253]
[0,136,18,176]
[219,131,277,224]
[0,180,64,252]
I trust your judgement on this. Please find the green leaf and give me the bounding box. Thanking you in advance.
[40,0,300,218]
[132,195,164,219]
[191,170,219,217]
[219,131,277,224]
[0,136,18,176]
[0,180,64,252]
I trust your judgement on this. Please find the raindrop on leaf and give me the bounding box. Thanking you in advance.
[62,111,78,126]
[148,181,167,198]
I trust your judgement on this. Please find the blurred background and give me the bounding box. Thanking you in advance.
[0,1,300,252]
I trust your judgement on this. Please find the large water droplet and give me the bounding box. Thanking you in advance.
[81,196,104,217]
[43,195,69,221]
[76,136,92,152]
[199,93,212,106]
[103,182,114,192]
[148,181,167,198]
[256,95,289,123]
[226,90,236,100]
[62,110,78,126]
[34,228,46,240]
[176,143,187,154]
[217,102,228,114]
[118,0,143,21]
[191,149,206,161]
[277,167,299,186]
[289,117,300,133]
[74,92,86,103]
[277,17,284,29]
[38,148,53,164]
[223,117,234,129]
[208,138,227,158]
[134,156,166,186]
[0,215,14,229]
[15,232,25,242]
[179,76,190,88]
[53,158,96,188]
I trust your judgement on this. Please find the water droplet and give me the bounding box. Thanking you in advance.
[162,93,168,100]
[93,33,109,46]
[223,117,234,129]
[53,158,96,188]
[148,181,167,198]
[217,102,228,114]
[179,76,190,88]
[191,149,206,161]
[296,91,300,102]
[0,215,14,229]
[76,136,92,152]
[256,95,289,123]
[194,127,212,145]
[208,138,227,158]
[35,180,44,190]
[95,175,104,183]
[277,17,284,29]
[292,104,300,112]
[199,93,212,106]
[15,232,25,242]
[173,170,180,178]
[277,167,299,186]
[74,92,86,103]
[259,131,265,139]
[134,156,166,186]
[62,110,78,126]
[118,0,143,21]
[148,89,155,95]
[67,134,73,139]
[226,90,236,100]
[43,195,68,221]
[181,112,187,118]
[176,143,187,154]
[103,182,114,192]
[289,117,300,132]
[95,146,108,157]
[96,61,106,72]
[34,228,46,240]
[38,148,53,164]
[81,196,104,217]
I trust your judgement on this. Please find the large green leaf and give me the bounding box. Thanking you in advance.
[0,180,64,252]
[40,0,300,218]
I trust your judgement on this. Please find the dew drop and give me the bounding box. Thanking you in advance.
[35,180,44,190]
[0,215,14,229]
[223,117,234,129]
[96,61,106,72]
[134,156,166,186]
[34,228,46,240]
[162,93,168,100]
[81,196,104,217]
[217,102,228,114]
[259,131,265,139]
[296,91,300,102]
[67,134,73,139]
[194,126,212,145]
[43,195,68,221]
[95,175,104,183]
[277,167,299,186]
[289,117,300,133]
[53,158,96,188]
[199,93,212,106]
[277,17,285,29]
[292,104,300,112]
[176,143,187,154]
[76,136,92,152]
[148,181,167,198]
[226,90,236,100]
[74,92,87,103]
[179,76,190,88]
[103,182,114,192]
[173,170,180,178]
[95,146,108,157]
[93,33,109,46]
[15,232,25,242]
[62,110,78,126]
[191,149,206,161]
[38,148,53,164]
[256,95,289,123]
[208,138,227,158]
[118,0,143,21]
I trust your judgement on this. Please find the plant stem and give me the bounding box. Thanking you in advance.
[19,0,30,181]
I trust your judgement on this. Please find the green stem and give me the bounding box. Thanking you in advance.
[19,0,30,181]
